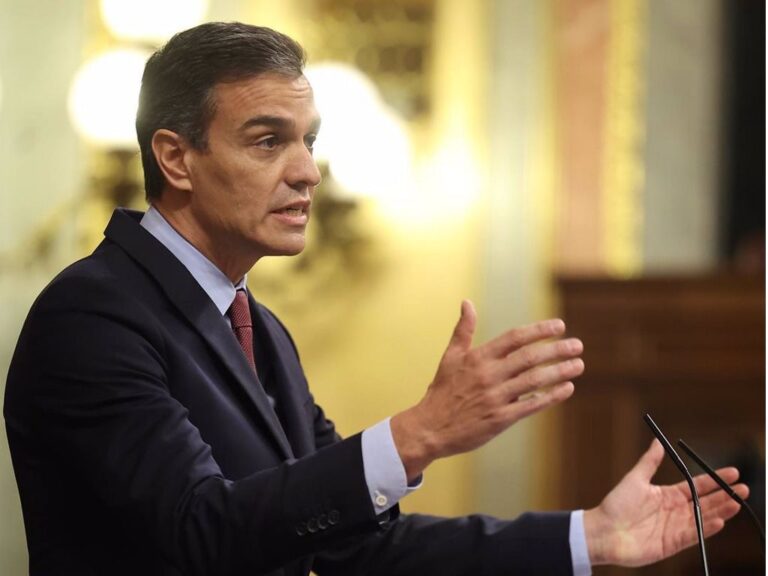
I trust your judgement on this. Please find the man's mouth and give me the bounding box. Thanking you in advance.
[271,201,310,225]
[276,206,306,216]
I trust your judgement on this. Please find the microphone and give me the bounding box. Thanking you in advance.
[677,438,765,548]
[643,413,709,576]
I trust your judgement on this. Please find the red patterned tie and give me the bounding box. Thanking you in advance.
[228,289,257,374]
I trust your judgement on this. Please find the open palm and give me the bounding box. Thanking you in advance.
[584,439,748,567]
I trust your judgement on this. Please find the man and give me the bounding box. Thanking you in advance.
[5,22,746,576]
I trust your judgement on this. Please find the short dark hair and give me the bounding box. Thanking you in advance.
[136,22,306,199]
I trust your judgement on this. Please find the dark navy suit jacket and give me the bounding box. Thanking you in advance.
[5,209,573,575]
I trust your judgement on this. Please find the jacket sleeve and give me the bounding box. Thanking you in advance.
[313,511,574,576]
[4,274,385,575]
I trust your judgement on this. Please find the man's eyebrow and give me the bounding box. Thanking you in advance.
[238,115,322,133]
[239,115,292,132]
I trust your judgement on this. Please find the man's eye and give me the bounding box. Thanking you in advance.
[305,134,317,152]
[256,136,278,149]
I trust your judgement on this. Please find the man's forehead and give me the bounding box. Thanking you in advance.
[213,73,314,107]
[209,73,319,128]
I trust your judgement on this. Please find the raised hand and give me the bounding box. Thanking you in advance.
[391,300,584,481]
[584,439,748,567]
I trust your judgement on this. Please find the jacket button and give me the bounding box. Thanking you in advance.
[295,522,308,536]
[307,518,319,533]
[328,509,340,525]
[317,513,329,530]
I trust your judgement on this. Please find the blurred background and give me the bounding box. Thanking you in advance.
[0,0,764,574]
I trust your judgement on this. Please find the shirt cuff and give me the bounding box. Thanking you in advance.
[361,418,422,514]
[569,509,592,576]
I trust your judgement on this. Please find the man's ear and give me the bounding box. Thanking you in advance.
[151,129,194,192]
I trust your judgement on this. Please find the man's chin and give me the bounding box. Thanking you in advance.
[266,240,306,258]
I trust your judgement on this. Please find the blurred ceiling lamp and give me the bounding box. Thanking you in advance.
[68,48,150,148]
[418,139,480,218]
[329,108,413,202]
[304,62,380,165]
[100,0,209,43]
[305,62,413,202]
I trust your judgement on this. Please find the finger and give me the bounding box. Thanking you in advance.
[630,439,665,483]
[702,517,728,538]
[684,498,743,543]
[500,337,583,380]
[671,508,736,555]
[446,300,477,353]
[499,380,575,423]
[480,318,566,359]
[731,482,749,501]
[505,358,584,400]
[700,484,749,523]
[699,486,742,513]
[700,489,744,523]
[693,467,741,497]
[686,516,728,546]
[671,467,742,501]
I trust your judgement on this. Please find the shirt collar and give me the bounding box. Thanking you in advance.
[140,205,246,316]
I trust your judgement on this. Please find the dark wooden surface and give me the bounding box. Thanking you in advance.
[553,273,765,576]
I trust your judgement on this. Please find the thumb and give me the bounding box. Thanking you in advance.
[447,299,477,352]
[632,439,665,482]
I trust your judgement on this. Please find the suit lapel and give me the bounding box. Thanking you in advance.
[103,209,293,460]
[253,305,316,457]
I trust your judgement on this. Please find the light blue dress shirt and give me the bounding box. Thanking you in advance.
[140,205,591,575]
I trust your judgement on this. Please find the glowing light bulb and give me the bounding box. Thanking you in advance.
[68,49,150,148]
[100,0,209,43]
[305,62,413,200]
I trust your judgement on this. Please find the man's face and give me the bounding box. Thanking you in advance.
[183,72,321,274]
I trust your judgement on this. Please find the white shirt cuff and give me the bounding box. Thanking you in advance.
[569,509,592,575]
[361,417,422,514]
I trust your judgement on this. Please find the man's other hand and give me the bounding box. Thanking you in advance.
[391,300,583,481]
[584,439,748,567]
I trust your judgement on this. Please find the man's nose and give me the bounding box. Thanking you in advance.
[286,144,322,190]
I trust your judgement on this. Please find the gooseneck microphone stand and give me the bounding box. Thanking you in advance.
[644,414,710,576]
[677,438,765,551]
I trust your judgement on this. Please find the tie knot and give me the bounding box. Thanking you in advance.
[228,290,252,329]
